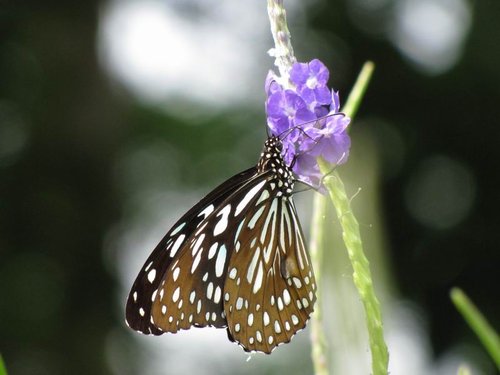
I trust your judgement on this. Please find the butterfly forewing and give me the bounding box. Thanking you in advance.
[126,167,257,334]
[150,173,274,332]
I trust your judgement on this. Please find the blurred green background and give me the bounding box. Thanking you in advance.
[1,0,499,374]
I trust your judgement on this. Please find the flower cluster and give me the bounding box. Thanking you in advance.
[265,59,351,188]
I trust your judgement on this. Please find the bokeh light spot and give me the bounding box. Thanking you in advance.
[405,155,475,229]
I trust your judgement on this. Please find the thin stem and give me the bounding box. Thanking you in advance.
[266,3,387,373]
[318,165,389,375]
[309,193,329,375]
[451,288,500,370]
[312,61,389,375]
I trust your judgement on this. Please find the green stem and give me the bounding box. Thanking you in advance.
[265,3,386,373]
[309,193,329,375]
[451,288,500,370]
[319,165,389,375]
[310,61,389,375]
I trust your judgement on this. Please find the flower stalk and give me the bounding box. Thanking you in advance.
[267,0,296,84]
[315,61,389,375]
[309,192,329,375]
[266,1,388,374]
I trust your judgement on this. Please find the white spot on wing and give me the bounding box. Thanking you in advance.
[235,180,266,216]
[248,206,265,229]
[172,286,180,302]
[191,248,203,274]
[207,242,218,260]
[215,244,227,277]
[292,277,302,288]
[213,286,221,303]
[198,204,214,219]
[229,267,237,279]
[147,269,156,283]
[274,320,281,334]
[283,289,291,305]
[247,313,254,326]
[256,331,263,343]
[170,234,186,257]
[172,267,180,282]
[213,204,231,236]
[191,234,205,256]
[189,290,196,304]
[246,248,260,283]
[277,297,284,311]
[252,262,264,294]
[207,282,214,299]
[236,297,243,310]
[256,189,270,205]
[234,221,244,244]
[263,312,270,326]
[170,222,185,236]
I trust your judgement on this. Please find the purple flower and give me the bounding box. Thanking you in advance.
[265,58,351,190]
[290,59,330,88]
[307,113,351,164]
[291,59,332,110]
[293,153,322,187]
[265,70,281,96]
[266,89,316,136]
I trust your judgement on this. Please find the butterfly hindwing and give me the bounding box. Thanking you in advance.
[223,192,316,353]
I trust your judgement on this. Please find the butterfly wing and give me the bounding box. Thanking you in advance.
[223,192,317,353]
[127,136,316,354]
[149,172,276,333]
[126,167,257,335]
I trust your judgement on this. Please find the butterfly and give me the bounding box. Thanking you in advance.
[125,136,317,354]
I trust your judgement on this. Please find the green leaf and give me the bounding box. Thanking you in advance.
[450,287,500,371]
[0,354,8,375]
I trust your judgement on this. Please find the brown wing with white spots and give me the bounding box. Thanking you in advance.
[125,167,256,335]
[149,174,276,333]
[126,136,316,354]
[223,193,317,354]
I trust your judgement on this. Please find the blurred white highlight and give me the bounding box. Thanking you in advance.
[391,0,472,74]
[98,0,276,114]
